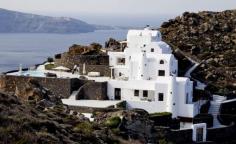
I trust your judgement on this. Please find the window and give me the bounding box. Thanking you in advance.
[158,93,164,101]
[160,60,165,64]
[143,90,148,97]
[114,88,121,100]
[117,58,125,65]
[119,72,122,76]
[158,70,165,76]
[134,90,139,96]
[151,48,154,52]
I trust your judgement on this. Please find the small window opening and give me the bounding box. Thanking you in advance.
[158,93,164,101]
[143,90,148,97]
[134,90,139,96]
[160,60,165,64]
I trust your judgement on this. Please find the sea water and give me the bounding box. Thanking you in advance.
[0,30,127,72]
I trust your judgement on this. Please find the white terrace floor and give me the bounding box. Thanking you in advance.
[7,63,110,82]
[62,99,122,108]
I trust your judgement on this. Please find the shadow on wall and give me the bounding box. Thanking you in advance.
[76,81,108,100]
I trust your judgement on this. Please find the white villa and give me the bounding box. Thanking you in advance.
[107,27,198,120]
[7,27,213,142]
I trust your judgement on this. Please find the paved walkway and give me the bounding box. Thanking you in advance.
[62,99,122,108]
[8,63,110,82]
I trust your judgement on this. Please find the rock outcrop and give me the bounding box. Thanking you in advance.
[105,38,121,50]
[160,10,236,96]
[68,43,103,56]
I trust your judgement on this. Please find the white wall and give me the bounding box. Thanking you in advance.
[106,28,197,118]
[176,79,197,118]
[107,80,157,100]
[126,101,166,113]
[113,66,128,78]
[108,52,125,66]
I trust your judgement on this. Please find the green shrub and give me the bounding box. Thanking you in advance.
[111,128,120,135]
[105,116,121,128]
[16,138,28,144]
[47,57,54,63]
[73,122,93,136]
[159,139,168,144]
[149,112,172,117]
[116,101,126,109]
[45,64,56,70]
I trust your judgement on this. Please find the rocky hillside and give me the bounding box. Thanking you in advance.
[0,77,194,143]
[0,80,119,143]
[0,8,96,33]
[0,91,178,144]
[160,10,236,96]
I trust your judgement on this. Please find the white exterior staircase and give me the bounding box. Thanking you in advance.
[69,90,80,100]
[208,95,226,127]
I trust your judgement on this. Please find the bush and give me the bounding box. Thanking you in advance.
[149,112,172,117]
[73,122,93,136]
[47,57,54,63]
[45,64,56,70]
[54,54,61,59]
[105,116,121,128]
[116,101,126,109]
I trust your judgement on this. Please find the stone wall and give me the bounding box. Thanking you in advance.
[77,81,108,100]
[168,129,193,143]
[54,53,109,69]
[207,125,236,142]
[78,64,111,77]
[0,75,109,101]
[0,75,83,99]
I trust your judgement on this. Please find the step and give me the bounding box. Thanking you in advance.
[212,95,226,101]
[69,90,80,100]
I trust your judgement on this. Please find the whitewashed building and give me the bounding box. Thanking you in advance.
[107,27,199,120]
[59,27,205,132]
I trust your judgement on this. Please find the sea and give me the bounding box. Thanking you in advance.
[0,30,128,73]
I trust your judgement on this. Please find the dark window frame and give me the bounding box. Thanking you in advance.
[117,58,125,65]
[134,90,139,96]
[158,93,164,101]
[160,60,165,64]
[158,70,165,76]
[114,88,121,100]
[143,90,148,97]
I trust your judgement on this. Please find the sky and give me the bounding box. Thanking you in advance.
[0,0,236,26]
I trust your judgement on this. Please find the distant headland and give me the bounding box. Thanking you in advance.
[0,8,130,33]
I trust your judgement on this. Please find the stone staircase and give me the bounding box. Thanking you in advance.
[208,95,226,127]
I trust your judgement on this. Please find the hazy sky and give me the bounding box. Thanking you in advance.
[0,0,236,26]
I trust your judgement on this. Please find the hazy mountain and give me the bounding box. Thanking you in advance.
[0,8,97,33]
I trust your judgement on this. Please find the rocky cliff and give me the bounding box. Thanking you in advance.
[160,10,236,96]
[0,8,96,33]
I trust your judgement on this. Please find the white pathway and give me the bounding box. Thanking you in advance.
[208,95,226,128]
[62,99,122,108]
[8,63,110,82]
[183,53,206,90]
